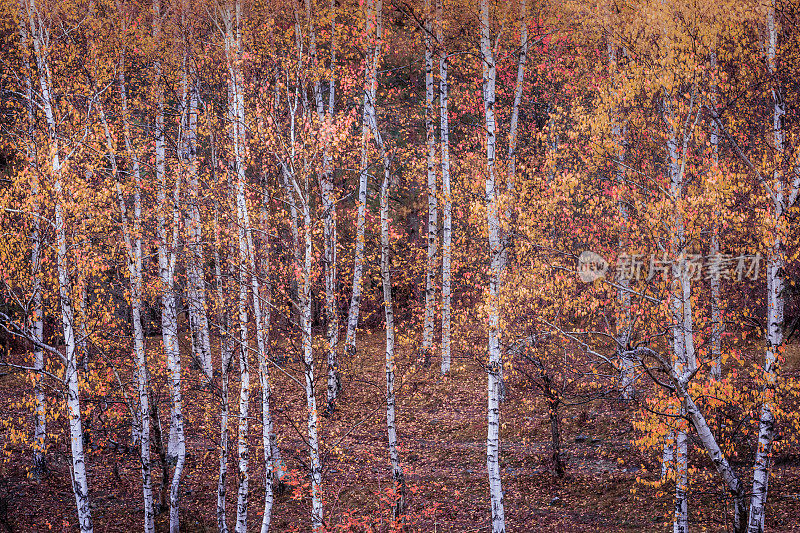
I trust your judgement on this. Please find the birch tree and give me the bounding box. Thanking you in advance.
[479,1,505,530]
[152,2,186,530]
[16,0,46,475]
[305,0,341,411]
[607,42,635,399]
[95,31,154,529]
[277,53,325,524]
[179,43,213,383]
[708,50,722,381]
[23,1,93,530]
[499,0,529,400]
[222,4,250,531]
[422,0,438,364]
[436,0,452,374]
[345,0,382,359]
[214,197,234,533]
[746,3,800,529]
[377,126,405,523]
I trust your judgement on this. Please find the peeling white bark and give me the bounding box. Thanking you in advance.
[345,0,382,359]
[17,0,46,474]
[709,51,722,381]
[422,0,438,362]
[308,0,341,410]
[747,4,793,530]
[378,130,405,521]
[110,47,155,533]
[608,43,635,399]
[214,197,233,533]
[152,3,185,531]
[25,2,93,529]
[480,1,505,530]
[180,61,213,383]
[437,0,452,374]
[666,90,691,533]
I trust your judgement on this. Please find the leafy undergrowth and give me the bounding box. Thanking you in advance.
[2,331,800,532]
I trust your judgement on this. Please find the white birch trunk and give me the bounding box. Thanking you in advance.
[282,151,324,530]
[668,360,746,532]
[345,0,382,358]
[378,134,405,521]
[422,0,438,363]
[152,3,186,531]
[214,195,233,533]
[26,2,93,529]
[495,0,529,400]
[230,146,251,533]
[221,5,252,531]
[665,89,693,533]
[211,111,233,532]
[302,198,323,532]
[747,4,791,529]
[437,0,452,374]
[324,0,341,410]
[674,414,688,533]
[233,243,251,533]
[307,0,341,411]
[709,51,722,380]
[110,51,155,533]
[17,1,47,474]
[181,63,213,382]
[58,203,94,533]
[608,43,635,399]
[480,1,505,530]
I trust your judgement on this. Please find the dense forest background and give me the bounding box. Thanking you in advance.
[1,0,800,531]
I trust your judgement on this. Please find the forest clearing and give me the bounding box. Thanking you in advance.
[4,331,800,532]
[2,0,800,531]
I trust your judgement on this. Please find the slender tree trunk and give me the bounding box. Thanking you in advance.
[547,395,564,477]
[233,238,251,533]
[709,51,722,381]
[480,1,505,530]
[246,185,275,533]
[665,90,693,533]
[221,4,281,529]
[345,0,382,359]
[659,357,745,533]
[153,4,186,531]
[26,2,93,529]
[282,152,324,530]
[608,43,635,399]
[436,0,452,374]
[58,201,94,533]
[674,420,688,533]
[221,6,252,531]
[17,1,46,475]
[303,198,323,532]
[181,64,213,383]
[747,5,792,530]
[422,0,438,364]
[111,51,155,533]
[378,132,405,522]
[307,0,341,411]
[162,171,185,533]
[324,0,341,410]
[495,0,529,401]
[214,199,233,533]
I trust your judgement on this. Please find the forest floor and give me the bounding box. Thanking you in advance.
[3,329,800,532]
